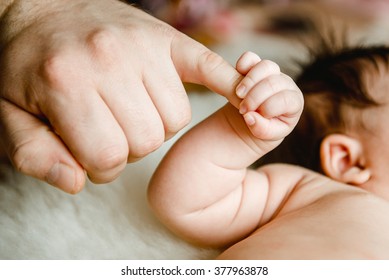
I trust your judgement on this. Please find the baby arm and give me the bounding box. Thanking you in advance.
[148,52,304,247]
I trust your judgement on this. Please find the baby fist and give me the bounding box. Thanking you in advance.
[235,52,303,141]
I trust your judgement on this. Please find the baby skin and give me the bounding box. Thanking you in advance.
[148,52,389,259]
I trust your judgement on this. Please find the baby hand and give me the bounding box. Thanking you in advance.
[235,52,303,141]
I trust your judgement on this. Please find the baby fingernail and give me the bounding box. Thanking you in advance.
[239,104,248,114]
[236,84,246,98]
[244,114,255,126]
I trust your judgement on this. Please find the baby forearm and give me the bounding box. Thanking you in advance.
[148,104,278,246]
[149,106,251,213]
[179,104,275,176]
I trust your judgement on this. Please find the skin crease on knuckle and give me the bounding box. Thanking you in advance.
[240,60,280,95]
[8,127,56,179]
[128,135,164,161]
[241,74,257,93]
[196,49,227,84]
[86,144,128,180]
[165,100,192,136]
[11,140,36,175]
[263,76,280,98]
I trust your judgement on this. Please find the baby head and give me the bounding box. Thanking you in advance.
[261,41,389,199]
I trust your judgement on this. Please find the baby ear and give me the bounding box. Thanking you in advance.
[320,134,371,186]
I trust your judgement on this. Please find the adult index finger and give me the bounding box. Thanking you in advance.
[170,33,243,109]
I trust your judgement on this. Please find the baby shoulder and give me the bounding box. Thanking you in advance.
[256,163,373,215]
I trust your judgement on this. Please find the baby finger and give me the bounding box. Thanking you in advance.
[236,59,280,99]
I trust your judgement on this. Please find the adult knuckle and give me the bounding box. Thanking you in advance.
[90,145,127,172]
[180,109,192,129]
[41,54,70,88]
[166,115,190,135]
[165,104,191,134]
[9,136,39,175]
[11,144,28,173]
[150,20,177,38]
[87,27,121,64]
[197,49,226,80]
[130,130,164,159]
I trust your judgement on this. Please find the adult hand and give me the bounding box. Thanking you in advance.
[0,0,242,193]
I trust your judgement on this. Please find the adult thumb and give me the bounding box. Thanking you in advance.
[0,100,85,194]
[171,34,243,108]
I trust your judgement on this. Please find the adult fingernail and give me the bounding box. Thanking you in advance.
[47,162,76,193]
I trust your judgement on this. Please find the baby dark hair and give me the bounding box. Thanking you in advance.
[258,41,389,173]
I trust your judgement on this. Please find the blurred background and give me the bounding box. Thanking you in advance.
[127,0,389,77]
